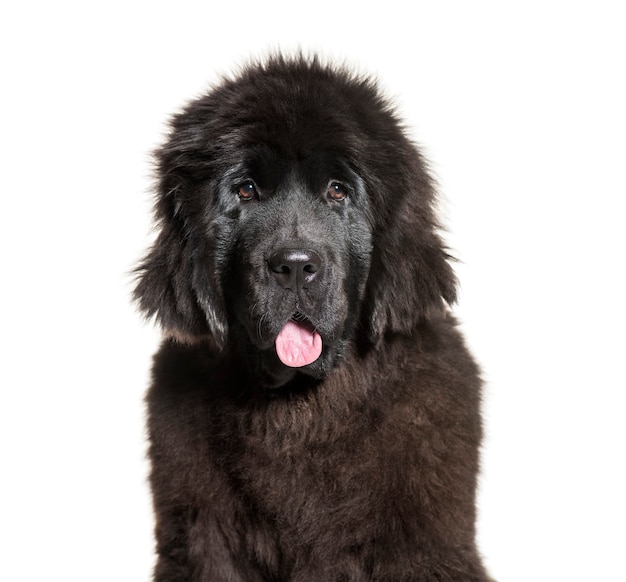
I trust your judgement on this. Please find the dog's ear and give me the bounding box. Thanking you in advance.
[364,148,457,343]
[133,226,228,349]
[133,121,228,348]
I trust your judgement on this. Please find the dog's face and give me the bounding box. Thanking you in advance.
[135,57,457,387]
[221,148,373,385]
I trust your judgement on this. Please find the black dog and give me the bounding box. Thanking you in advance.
[135,55,490,581]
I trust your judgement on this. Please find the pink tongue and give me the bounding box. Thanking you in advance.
[275,320,323,367]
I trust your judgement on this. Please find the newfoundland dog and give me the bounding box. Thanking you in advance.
[134,55,490,581]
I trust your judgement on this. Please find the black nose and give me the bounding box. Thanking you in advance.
[268,248,323,291]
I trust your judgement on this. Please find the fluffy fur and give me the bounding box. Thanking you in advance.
[135,55,490,581]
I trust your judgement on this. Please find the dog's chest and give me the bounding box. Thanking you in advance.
[227,401,384,527]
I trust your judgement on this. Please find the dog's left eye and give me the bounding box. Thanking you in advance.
[327,182,348,201]
[237,181,258,201]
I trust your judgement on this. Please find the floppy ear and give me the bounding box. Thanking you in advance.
[133,226,228,349]
[133,123,228,348]
[364,150,457,343]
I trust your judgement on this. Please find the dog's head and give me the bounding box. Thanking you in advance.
[134,56,456,385]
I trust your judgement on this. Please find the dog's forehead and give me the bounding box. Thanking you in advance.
[236,102,354,159]
[243,146,349,175]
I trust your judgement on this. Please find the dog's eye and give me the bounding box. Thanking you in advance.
[237,181,258,201]
[327,181,348,201]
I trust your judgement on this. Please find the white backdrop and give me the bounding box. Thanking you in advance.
[1,2,624,581]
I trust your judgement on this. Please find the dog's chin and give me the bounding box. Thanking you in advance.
[254,343,334,389]
[233,331,336,389]
[233,312,345,388]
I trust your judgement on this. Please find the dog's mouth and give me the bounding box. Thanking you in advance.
[275,314,323,368]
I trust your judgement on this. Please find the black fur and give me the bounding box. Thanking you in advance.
[135,55,490,581]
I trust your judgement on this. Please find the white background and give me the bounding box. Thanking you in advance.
[1,1,625,581]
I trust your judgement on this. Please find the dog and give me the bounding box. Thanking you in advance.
[134,54,490,581]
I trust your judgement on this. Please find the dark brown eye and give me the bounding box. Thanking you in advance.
[327,181,347,201]
[237,181,258,201]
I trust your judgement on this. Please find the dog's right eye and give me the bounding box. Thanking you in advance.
[237,181,258,201]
